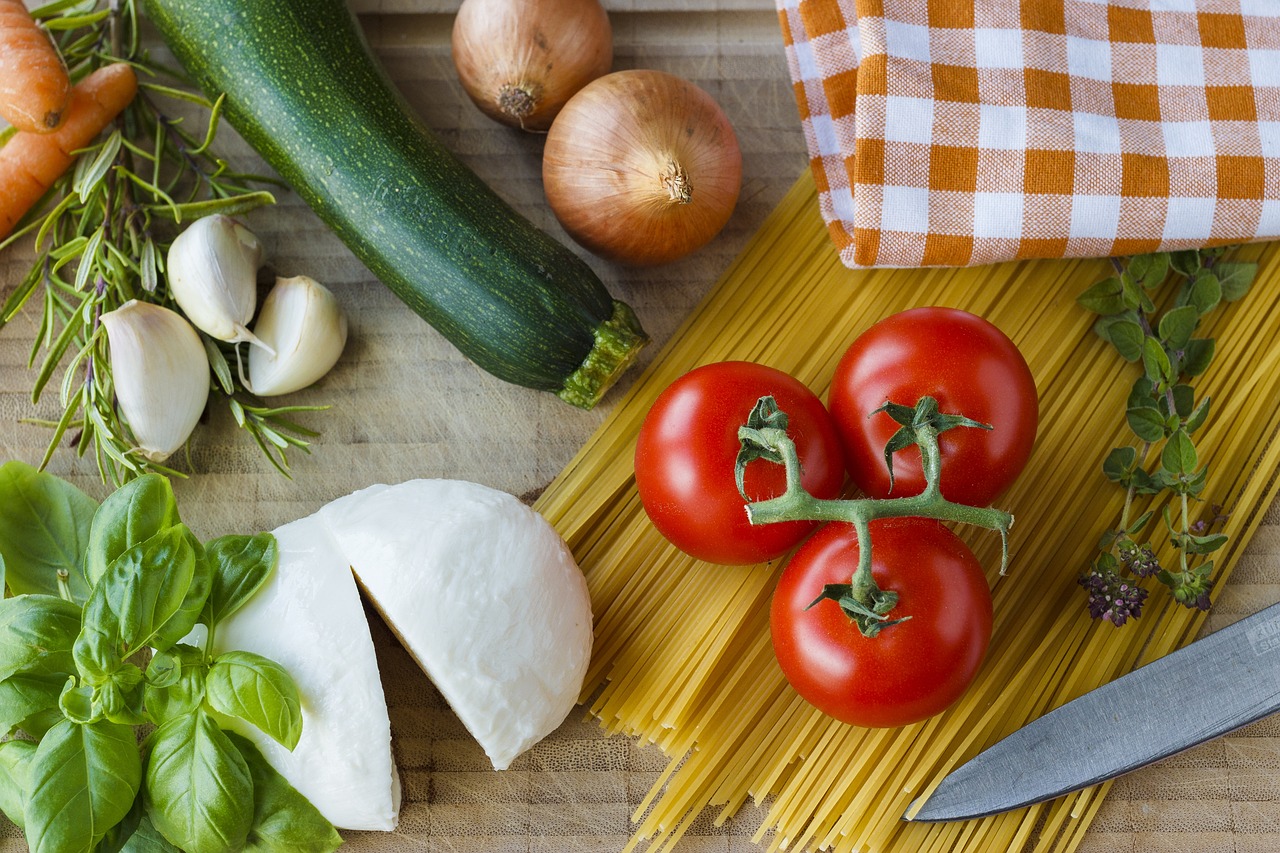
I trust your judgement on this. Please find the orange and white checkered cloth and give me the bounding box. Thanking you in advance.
[778,0,1280,268]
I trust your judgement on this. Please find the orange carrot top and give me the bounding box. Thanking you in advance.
[0,0,72,133]
[0,62,138,240]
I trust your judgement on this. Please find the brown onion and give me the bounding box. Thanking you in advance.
[451,0,612,132]
[542,69,742,267]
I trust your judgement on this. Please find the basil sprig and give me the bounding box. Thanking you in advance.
[0,461,341,852]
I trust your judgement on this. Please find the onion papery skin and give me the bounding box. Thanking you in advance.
[451,0,612,132]
[542,69,742,266]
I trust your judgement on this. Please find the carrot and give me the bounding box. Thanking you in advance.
[0,62,137,240]
[0,0,71,133]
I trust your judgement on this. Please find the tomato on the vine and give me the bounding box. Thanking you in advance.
[829,307,1038,507]
[634,361,846,565]
[769,518,993,728]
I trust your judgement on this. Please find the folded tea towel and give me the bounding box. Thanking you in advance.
[777,0,1280,267]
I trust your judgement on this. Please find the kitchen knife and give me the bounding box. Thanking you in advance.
[905,600,1280,822]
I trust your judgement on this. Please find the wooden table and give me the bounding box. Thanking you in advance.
[1,1,1278,850]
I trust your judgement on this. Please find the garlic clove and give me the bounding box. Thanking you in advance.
[167,214,269,349]
[247,275,348,397]
[101,300,210,463]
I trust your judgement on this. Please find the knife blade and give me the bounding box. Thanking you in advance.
[905,600,1280,823]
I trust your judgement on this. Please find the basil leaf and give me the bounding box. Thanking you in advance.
[202,534,278,629]
[98,665,147,727]
[86,474,180,588]
[149,532,212,653]
[99,526,197,657]
[94,793,144,853]
[0,594,81,682]
[0,672,66,736]
[73,586,123,683]
[16,708,62,739]
[0,738,37,829]
[0,461,96,603]
[225,732,341,853]
[144,645,208,726]
[206,651,302,751]
[24,718,141,852]
[144,710,254,853]
[118,814,181,853]
[60,679,98,724]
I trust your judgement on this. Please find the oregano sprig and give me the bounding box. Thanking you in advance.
[1077,249,1257,626]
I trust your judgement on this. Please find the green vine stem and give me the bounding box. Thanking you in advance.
[737,395,1013,637]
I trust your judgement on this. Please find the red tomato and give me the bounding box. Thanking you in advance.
[829,307,1038,507]
[770,518,993,728]
[634,361,846,565]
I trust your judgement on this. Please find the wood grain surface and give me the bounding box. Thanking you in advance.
[1,3,1277,851]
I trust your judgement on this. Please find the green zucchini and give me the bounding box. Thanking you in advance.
[142,0,646,409]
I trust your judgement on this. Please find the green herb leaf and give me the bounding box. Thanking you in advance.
[206,650,302,751]
[1102,447,1137,482]
[1127,509,1155,535]
[0,594,81,682]
[1186,533,1229,555]
[1077,276,1127,315]
[1187,272,1222,316]
[143,645,208,726]
[1142,336,1173,385]
[86,474,181,588]
[24,718,141,852]
[96,525,198,656]
[144,710,254,853]
[60,679,98,724]
[1170,384,1196,419]
[1107,317,1145,362]
[117,814,182,853]
[1216,261,1258,301]
[1169,249,1202,276]
[1162,429,1198,476]
[225,732,342,853]
[151,532,213,653]
[73,588,123,684]
[1158,305,1199,351]
[0,461,97,602]
[1183,338,1215,378]
[202,534,278,629]
[1128,253,1170,289]
[0,738,36,830]
[1126,407,1167,442]
[1185,395,1212,434]
[0,672,67,737]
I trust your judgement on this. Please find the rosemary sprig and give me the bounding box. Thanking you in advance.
[0,0,323,484]
[1077,249,1258,625]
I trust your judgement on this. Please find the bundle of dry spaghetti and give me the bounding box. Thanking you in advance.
[534,170,1280,853]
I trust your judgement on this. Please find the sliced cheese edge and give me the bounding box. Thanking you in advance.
[318,479,594,770]
[207,514,401,831]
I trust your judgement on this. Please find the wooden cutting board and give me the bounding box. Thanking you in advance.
[0,2,1277,851]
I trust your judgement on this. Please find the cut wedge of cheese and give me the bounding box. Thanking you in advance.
[319,479,594,771]
[203,514,401,831]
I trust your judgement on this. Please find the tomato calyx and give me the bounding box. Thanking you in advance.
[737,395,1014,636]
[807,578,908,639]
[874,397,992,495]
[734,395,791,498]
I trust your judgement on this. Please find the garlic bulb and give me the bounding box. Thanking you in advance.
[247,275,348,397]
[166,214,267,348]
[101,300,210,463]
